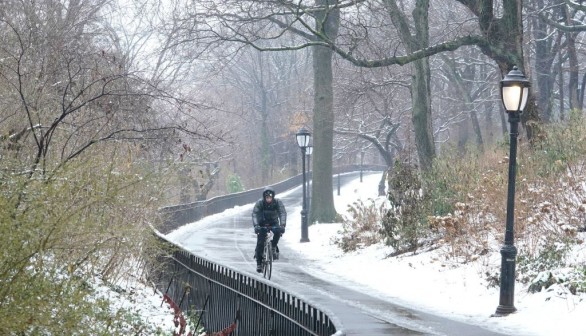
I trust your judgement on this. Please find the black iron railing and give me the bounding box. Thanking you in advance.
[154,235,340,336]
[158,165,387,234]
[153,168,388,335]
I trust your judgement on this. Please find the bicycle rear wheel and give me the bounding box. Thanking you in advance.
[263,242,273,279]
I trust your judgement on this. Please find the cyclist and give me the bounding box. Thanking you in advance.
[252,187,287,273]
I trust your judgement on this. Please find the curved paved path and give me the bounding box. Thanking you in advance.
[167,172,511,336]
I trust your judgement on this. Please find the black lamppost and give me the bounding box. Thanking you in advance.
[306,145,313,211]
[296,127,312,243]
[494,66,530,316]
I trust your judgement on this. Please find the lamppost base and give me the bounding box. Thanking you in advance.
[300,209,309,243]
[492,305,517,317]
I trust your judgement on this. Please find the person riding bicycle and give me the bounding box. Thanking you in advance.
[252,187,287,273]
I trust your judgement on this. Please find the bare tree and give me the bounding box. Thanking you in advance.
[0,0,229,332]
[333,65,411,193]
[533,0,586,117]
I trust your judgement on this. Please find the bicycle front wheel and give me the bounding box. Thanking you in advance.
[263,242,273,280]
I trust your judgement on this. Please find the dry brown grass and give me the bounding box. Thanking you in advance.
[429,120,586,265]
[334,120,586,292]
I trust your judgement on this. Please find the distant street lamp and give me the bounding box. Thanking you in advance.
[306,145,313,212]
[296,128,312,243]
[494,66,530,316]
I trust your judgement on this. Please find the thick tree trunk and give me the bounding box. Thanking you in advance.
[384,0,435,171]
[309,0,340,223]
[309,44,337,223]
[410,0,434,171]
[411,57,434,170]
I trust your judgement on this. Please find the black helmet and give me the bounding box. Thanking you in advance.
[262,188,275,198]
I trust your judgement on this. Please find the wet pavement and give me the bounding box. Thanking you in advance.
[167,172,511,335]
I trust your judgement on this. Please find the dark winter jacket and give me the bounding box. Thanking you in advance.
[252,198,287,228]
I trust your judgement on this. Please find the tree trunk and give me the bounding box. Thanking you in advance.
[411,57,434,170]
[441,55,484,151]
[567,34,580,111]
[309,1,340,223]
[559,59,565,121]
[309,44,337,223]
[258,54,271,185]
[532,0,560,122]
[458,0,541,141]
[379,170,388,196]
[385,0,435,171]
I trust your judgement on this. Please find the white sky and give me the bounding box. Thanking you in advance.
[124,172,586,335]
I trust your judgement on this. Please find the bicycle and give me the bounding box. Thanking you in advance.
[260,228,274,280]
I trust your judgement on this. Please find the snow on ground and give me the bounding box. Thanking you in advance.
[120,172,586,335]
[281,172,586,336]
[92,268,184,335]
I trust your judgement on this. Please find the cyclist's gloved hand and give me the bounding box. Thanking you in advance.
[254,225,261,234]
[281,225,286,234]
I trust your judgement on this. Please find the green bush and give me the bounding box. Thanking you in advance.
[226,174,245,193]
[518,240,572,287]
[380,160,429,253]
[527,111,586,178]
[569,266,586,294]
[422,146,485,216]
